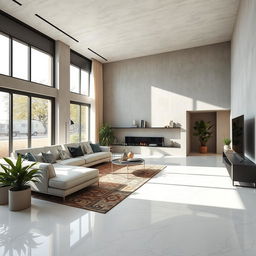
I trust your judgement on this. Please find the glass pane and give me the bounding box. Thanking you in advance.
[0,33,10,76]
[81,69,89,95]
[13,94,29,151]
[31,48,53,86]
[31,97,52,147]
[81,105,89,141]
[12,39,29,80]
[0,92,9,157]
[70,65,80,93]
[70,104,80,143]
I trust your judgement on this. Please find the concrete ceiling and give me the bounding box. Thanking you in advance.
[0,0,240,63]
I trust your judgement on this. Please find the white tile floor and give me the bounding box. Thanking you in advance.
[1,155,256,256]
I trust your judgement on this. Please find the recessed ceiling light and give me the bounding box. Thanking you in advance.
[35,14,79,43]
[88,48,108,61]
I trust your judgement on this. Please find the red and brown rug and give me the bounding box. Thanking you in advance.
[33,162,165,214]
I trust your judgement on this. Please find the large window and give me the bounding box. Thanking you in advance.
[70,65,90,95]
[0,89,54,156]
[31,47,53,86]
[70,50,91,96]
[0,32,54,87]
[69,103,90,143]
[0,33,10,76]
[12,39,29,80]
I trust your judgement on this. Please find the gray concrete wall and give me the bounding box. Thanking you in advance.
[231,0,256,161]
[103,43,231,155]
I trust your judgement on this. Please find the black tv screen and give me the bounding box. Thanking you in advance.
[232,115,244,156]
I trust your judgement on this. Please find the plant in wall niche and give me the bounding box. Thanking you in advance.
[224,138,231,151]
[0,155,41,211]
[193,120,214,153]
[99,124,115,146]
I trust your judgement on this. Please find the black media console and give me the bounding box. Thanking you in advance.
[223,151,256,186]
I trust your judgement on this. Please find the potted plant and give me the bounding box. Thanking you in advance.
[224,138,231,151]
[193,120,213,153]
[0,155,41,211]
[99,124,115,146]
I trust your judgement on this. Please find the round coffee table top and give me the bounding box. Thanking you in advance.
[111,158,145,166]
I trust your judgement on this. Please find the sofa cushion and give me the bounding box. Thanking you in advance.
[58,149,70,160]
[34,153,44,163]
[56,157,85,166]
[83,152,111,163]
[90,143,102,153]
[81,141,93,154]
[49,165,98,190]
[68,146,84,158]
[42,151,57,164]
[45,145,62,160]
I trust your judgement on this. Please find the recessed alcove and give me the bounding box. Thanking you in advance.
[187,110,230,155]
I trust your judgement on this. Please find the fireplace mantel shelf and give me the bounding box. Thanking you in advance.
[111,127,181,129]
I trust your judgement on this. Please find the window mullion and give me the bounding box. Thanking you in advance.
[28,97,32,148]
[9,93,13,155]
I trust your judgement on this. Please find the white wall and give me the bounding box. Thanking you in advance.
[104,43,231,155]
[231,0,256,161]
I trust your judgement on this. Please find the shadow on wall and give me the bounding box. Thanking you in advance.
[245,118,255,160]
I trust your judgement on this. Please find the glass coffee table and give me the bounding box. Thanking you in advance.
[111,158,145,177]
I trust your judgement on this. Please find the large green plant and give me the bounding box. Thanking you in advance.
[193,120,213,146]
[0,155,41,191]
[99,124,115,146]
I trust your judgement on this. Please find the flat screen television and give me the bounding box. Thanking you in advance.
[232,115,244,157]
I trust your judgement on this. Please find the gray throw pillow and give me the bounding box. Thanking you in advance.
[82,141,93,154]
[34,153,44,163]
[58,149,70,160]
[42,151,56,164]
[90,143,102,153]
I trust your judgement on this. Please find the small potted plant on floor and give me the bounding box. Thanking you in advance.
[193,120,213,153]
[224,138,231,152]
[0,155,41,211]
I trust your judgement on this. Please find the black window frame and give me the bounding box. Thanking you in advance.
[70,101,91,143]
[0,87,55,156]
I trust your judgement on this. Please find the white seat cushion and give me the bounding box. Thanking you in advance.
[56,157,85,166]
[49,165,99,190]
[83,152,111,163]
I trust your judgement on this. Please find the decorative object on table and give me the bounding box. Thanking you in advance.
[127,152,134,159]
[224,138,232,152]
[0,155,41,211]
[99,124,115,146]
[193,120,213,153]
[140,120,145,128]
[121,151,128,161]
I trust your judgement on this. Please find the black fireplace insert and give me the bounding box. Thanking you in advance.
[125,136,164,147]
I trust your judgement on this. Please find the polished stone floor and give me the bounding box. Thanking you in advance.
[1,155,256,256]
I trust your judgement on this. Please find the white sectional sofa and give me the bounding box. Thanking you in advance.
[13,142,111,199]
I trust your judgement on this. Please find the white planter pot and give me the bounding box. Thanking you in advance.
[224,145,231,152]
[9,186,31,211]
[0,186,11,205]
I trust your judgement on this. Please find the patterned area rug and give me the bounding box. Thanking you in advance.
[33,162,165,214]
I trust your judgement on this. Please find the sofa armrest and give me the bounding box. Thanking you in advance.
[22,160,54,194]
[100,146,111,152]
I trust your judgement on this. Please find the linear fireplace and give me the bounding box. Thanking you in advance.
[125,136,164,147]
